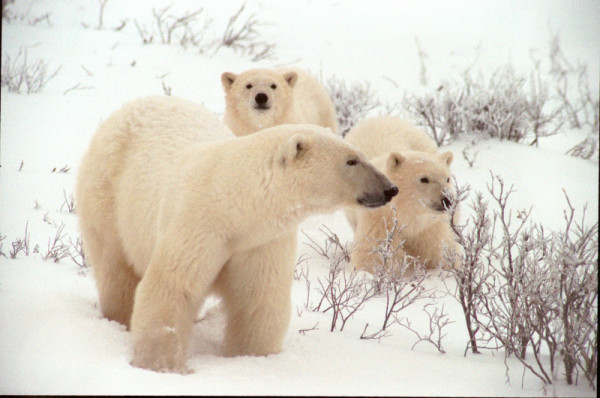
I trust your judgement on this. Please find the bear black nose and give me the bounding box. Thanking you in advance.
[384,185,399,201]
[441,195,453,210]
[255,93,268,104]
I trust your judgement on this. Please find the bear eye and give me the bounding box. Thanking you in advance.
[346,159,358,166]
[246,84,253,89]
[271,84,277,89]
[420,177,430,183]
[447,178,450,183]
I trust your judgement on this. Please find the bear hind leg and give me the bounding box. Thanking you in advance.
[87,236,140,328]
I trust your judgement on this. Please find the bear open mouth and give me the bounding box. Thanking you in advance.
[254,104,271,111]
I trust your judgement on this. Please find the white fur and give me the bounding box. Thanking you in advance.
[222,68,338,136]
[345,116,462,272]
[76,96,393,373]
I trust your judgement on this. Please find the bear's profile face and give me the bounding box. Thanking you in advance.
[272,125,398,211]
[383,151,454,216]
[222,69,297,127]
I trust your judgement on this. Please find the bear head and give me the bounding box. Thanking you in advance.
[222,69,298,134]
[264,124,398,212]
[373,150,454,233]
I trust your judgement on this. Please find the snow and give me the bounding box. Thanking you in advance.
[1,0,598,395]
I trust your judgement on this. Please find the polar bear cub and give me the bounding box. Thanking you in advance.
[345,116,461,273]
[221,68,338,136]
[76,96,397,373]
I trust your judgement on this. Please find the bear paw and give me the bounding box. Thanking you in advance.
[131,326,191,374]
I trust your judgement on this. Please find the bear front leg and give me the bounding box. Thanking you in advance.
[130,240,229,373]
[217,233,296,357]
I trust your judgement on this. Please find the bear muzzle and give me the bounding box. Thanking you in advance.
[357,185,398,208]
[432,195,453,212]
[254,93,271,110]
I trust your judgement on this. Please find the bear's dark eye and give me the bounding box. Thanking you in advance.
[246,84,253,89]
[447,178,450,183]
[271,84,277,89]
[346,159,358,166]
[420,177,430,183]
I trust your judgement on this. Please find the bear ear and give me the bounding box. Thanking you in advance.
[283,71,298,88]
[280,133,310,166]
[387,152,405,171]
[221,72,237,91]
[439,151,453,166]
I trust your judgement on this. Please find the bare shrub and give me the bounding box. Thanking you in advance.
[133,3,274,61]
[402,82,464,146]
[304,227,375,332]
[0,234,7,258]
[1,48,61,94]
[134,4,212,50]
[397,303,454,354]
[549,34,599,132]
[444,173,598,388]
[442,181,495,355]
[152,5,210,48]
[2,0,51,26]
[60,189,75,214]
[566,134,599,160]
[550,193,598,388]
[42,223,69,263]
[51,165,71,173]
[213,3,276,61]
[326,75,381,137]
[461,142,480,168]
[355,209,440,343]
[9,221,37,259]
[96,0,108,30]
[66,235,89,270]
[403,65,564,147]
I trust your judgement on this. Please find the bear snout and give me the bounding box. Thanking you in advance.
[357,185,397,209]
[254,93,270,109]
[384,185,399,202]
[433,195,453,212]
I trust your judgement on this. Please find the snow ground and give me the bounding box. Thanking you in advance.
[1,0,598,395]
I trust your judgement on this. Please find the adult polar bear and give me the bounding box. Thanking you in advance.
[221,68,338,136]
[76,96,398,373]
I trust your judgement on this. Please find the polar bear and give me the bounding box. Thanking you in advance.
[344,116,461,273]
[75,96,397,373]
[221,68,338,136]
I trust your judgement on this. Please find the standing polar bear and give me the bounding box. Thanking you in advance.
[221,68,338,136]
[345,116,461,273]
[76,96,397,373]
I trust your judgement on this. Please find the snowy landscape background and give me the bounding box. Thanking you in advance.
[1,0,598,395]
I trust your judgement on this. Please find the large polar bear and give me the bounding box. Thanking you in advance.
[221,68,338,136]
[345,116,461,273]
[76,96,397,373]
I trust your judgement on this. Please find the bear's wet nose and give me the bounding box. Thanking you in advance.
[384,185,399,202]
[255,93,269,104]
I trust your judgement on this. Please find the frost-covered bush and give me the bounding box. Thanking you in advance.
[326,75,381,137]
[1,48,61,94]
[444,173,598,388]
[133,3,276,61]
[402,34,599,159]
[212,3,276,62]
[134,4,212,49]
[403,66,563,146]
[303,227,375,332]
[2,0,51,26]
